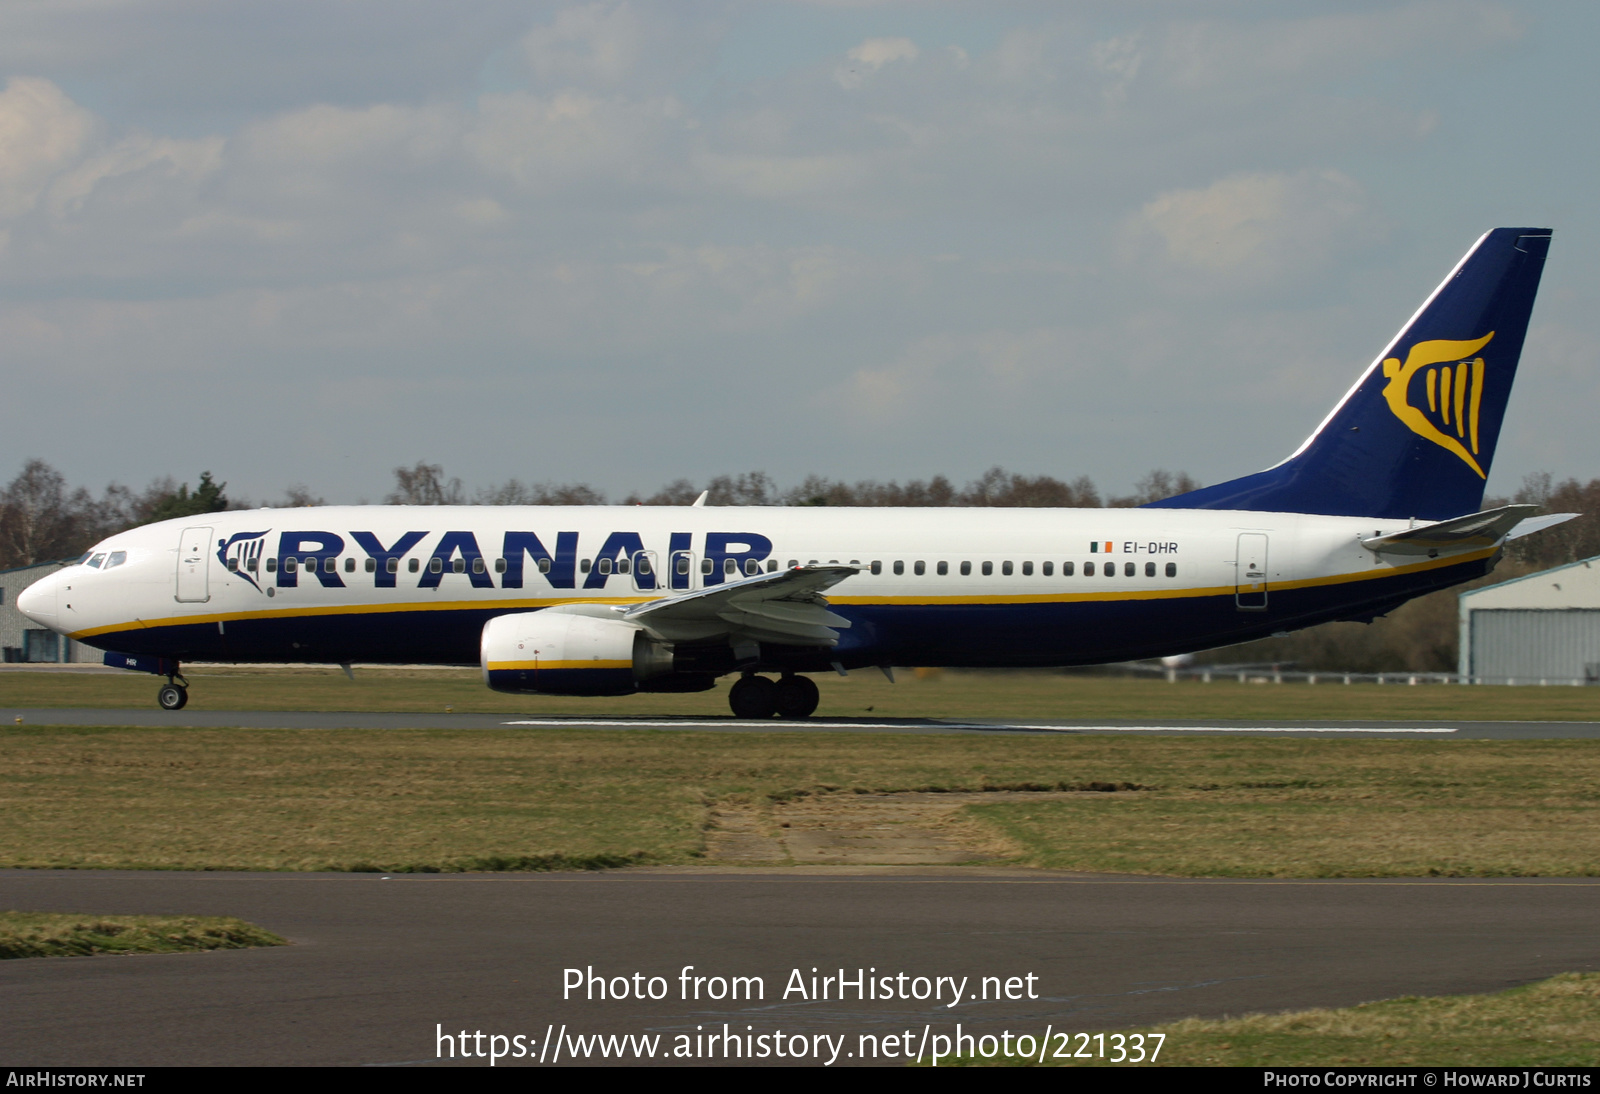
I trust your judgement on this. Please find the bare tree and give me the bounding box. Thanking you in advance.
[705,471,779,506]
[1109,469,1202,508]
[625,479,700,506]
[387,462,465,505]
[277,485,326,508]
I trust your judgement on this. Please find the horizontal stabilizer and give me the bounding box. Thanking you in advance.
[1361,504,1544,554]
[1504,512,1580,541]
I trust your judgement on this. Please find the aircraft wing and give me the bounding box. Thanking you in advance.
[623,565,859,646]
[1361,504,1564,554]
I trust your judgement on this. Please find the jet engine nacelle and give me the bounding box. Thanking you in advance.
[480,609,676,696]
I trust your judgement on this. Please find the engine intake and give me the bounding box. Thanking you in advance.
[481,610,675,696]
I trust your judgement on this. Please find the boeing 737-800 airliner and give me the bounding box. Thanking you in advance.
[17,228,1571,718]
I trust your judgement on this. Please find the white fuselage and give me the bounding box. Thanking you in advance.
[19,504,1492,673]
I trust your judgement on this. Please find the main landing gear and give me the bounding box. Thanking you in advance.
[157,674,189,710]
[728,673,820,720]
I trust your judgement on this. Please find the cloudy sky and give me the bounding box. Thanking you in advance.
[1,1,1595,503]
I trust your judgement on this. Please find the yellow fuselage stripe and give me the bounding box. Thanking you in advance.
[485,660,632,672]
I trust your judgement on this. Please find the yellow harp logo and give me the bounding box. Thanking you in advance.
[1380,332,1494,479]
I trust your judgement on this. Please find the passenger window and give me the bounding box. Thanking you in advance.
[247,558,259,573]
[88,554,106,568]
[408,558,420,573]
[1084,561,1094,576]
[745,559,760,575]
[1021,561,1032,576]
[386,558,398,574]
[981,561,993,576]
[1145,561,1156,577]
[452,557,465,573]
[937,561,948,576]
[1061,561,1072,576]
[345,557,356,573]
[724,558,737,576]
[787,560,798,569]
[1166,562,1178,578]
[1123,562,1134,577]
[579,559,591,574]
[766,559,778,573]
[960,561,972,576]
[495,557,507,574]
[676,556,691,576]
[473,557,486,575]
[871,560,882,575]
[636,556,651,576]
[702,559,713,575]
[617,557,630,575]
[914,561,925,576]
[266,557,277,573]
[306,557,320,573]
[538,558,552,574]
[1001,561,1013,576]
[893,560,904,576]
[431,558,444,574]
[226,557,239,572]
[1042,561,1053,576]
[597,558,612,575]
[366,558,377,573]
[285,558,298,574]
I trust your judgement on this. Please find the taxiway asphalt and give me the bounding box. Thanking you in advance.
[6,706,1600,738]
[2,870,1596,1067]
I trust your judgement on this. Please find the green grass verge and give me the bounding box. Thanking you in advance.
[0,911,286,959]
[945,973,1600,1066]
[8,666,1600,722]
[2,727,1598,875]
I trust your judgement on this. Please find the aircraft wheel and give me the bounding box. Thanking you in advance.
[774,675,820,719]
[728,675,777,719]
[157,684,188,711]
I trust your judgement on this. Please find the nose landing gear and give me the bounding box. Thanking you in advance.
[727,673,819,720]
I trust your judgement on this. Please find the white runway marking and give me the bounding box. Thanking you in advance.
[500,719,1458,734]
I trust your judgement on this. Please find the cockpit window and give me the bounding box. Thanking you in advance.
[87,553,107,569]
[105,551,128,570]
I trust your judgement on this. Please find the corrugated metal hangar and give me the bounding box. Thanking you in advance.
[1459,557,1600,684]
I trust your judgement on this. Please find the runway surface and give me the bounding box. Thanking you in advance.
[6,706,1600,738]
[2,870,1597,1067]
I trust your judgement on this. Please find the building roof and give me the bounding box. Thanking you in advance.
[1460,555,1600,610]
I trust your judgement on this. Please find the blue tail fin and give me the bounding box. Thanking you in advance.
[1149,228,1552,520]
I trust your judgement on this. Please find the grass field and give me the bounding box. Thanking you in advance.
[2,724,1597,875]
[946,973,1600,1067]
[7,665,1600,722]
[0,911,285,959]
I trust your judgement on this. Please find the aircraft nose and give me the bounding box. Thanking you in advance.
[16,572,58,626]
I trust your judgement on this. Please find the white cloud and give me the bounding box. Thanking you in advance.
[46,131,223,218]
[466,90,685,191]
[1122,169,1379,290]
[0,76,96,217]
[520,2,648,87]
[836,36,919,88]
[1156,1,1522,91]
